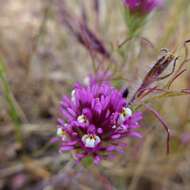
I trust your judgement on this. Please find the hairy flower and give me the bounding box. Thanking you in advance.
[123,0,163,15]
[57,81,142,164]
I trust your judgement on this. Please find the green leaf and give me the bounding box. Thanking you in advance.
[0,57,23,144]
[82,156,93,167]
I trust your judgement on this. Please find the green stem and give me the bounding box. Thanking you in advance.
[0,58,23,144]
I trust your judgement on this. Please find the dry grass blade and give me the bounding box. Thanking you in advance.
[128,136,153,190]
[144,105,170,154]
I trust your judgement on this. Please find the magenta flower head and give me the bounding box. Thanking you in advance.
[56,78,142,164]
[122,0,163,16]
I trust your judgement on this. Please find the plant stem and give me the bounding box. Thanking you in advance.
[0,58,23,144]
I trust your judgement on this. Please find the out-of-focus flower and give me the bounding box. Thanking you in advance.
[122,0,163,16]
[84,71,112,86]
[56,0,111,60]
[181,132,190,145]
[122,0,164,37]
[56,80,142,164]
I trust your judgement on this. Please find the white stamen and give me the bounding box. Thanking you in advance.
[82,134,101,148]
[119,107,133,122]
[56,128,64,136]
[77,114,89,124]
[112,125,116,129]
[71,90,76,102]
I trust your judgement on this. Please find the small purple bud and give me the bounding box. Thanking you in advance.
[97,128,103,134]
[122,0,164,16]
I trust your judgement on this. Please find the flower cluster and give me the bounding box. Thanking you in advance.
[56,79,142,164]
[123,0,163,16]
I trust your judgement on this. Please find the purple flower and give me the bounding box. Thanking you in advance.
[57,81,142,164]
[123,0,164,15]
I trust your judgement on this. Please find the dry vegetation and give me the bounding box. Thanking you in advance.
[0,0,190,189]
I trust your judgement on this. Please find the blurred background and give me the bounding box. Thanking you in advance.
[0,0,190,189]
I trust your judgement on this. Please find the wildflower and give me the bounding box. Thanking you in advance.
[122,0,163,16]
[122,0,164,37]
[57,82,142,164]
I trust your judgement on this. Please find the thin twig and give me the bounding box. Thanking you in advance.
[144,104,170,154]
